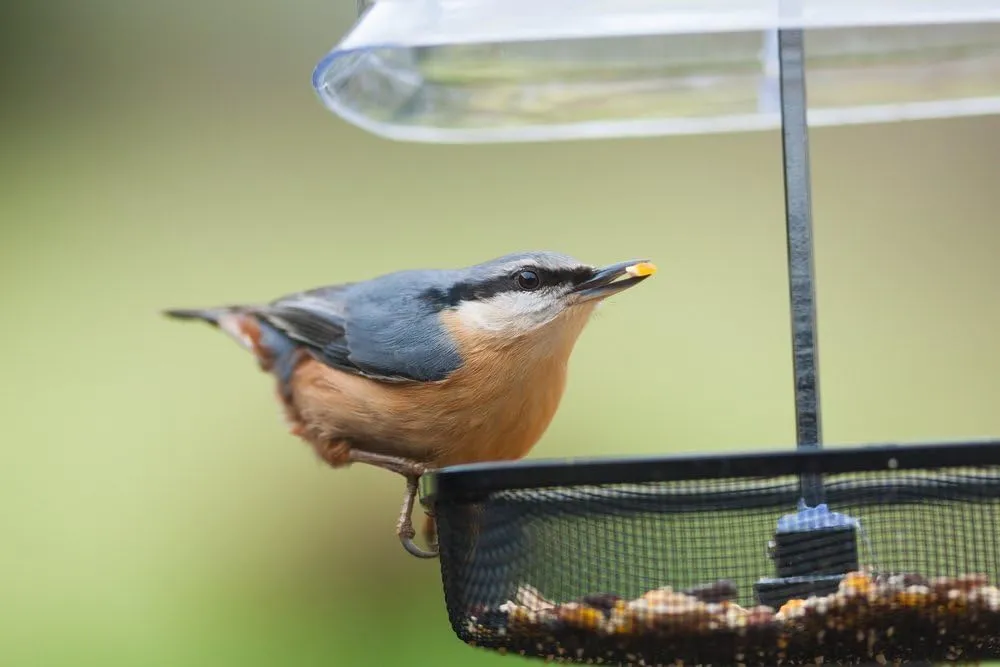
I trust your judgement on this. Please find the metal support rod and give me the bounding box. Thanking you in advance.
[776,27,825,506]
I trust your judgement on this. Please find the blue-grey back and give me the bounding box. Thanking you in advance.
[337,268,467,382]
[262,267,467,383]
[261,251,585,383]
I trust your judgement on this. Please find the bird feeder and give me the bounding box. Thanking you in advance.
[313,2,1000,665]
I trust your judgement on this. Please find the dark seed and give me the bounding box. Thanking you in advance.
[683,580,739,603]
[581,593,623,612]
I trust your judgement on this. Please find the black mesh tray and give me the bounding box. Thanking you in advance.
[420,440,1000,666]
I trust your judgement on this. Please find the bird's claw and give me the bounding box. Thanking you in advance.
[396,475,439,559]
[399,529,439,559]
[342,449,438,558]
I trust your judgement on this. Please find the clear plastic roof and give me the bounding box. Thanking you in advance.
[312,0,1000,142]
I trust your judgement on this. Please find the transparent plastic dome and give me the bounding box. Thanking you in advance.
[311,0,1000,143]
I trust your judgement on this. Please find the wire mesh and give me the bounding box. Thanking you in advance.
[431,453,1000,665]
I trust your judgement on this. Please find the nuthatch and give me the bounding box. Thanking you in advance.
[164,251,656,558]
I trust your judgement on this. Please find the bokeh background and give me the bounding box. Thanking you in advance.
[4,2,1000,666]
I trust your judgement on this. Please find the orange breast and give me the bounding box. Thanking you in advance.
[285,304,597,468]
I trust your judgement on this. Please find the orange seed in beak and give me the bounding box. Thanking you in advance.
[625,262,657,278]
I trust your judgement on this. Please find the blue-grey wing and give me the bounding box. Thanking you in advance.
[256,277,463,383]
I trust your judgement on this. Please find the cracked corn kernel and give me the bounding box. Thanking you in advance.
[609,602,638,635]
[777,598,806,618]
[557,604,603,631]
[839,571,873,597]
[896,585,931,607]
[507,606,537,626]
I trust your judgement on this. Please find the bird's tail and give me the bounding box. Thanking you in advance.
[162,306,242,326]
[163,303,300,391]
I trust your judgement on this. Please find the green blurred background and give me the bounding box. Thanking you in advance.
[4,2,1000,666]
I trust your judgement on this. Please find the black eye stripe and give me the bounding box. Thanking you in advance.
[508,266,594,291]
[420,266,595,307]
[555,267,596,286]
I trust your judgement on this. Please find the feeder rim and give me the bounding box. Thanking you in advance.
[420,438,1000,504]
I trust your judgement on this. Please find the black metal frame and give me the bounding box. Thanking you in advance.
[422,439,1000,504]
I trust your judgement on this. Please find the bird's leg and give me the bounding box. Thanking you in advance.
[346,449,427,479]
[346,449,439,559]
[394,476,438,559]
[310,441,438,557]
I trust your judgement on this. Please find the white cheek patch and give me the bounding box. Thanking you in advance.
[455,292,562,334]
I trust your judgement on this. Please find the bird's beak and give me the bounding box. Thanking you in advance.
[571,260,657,302]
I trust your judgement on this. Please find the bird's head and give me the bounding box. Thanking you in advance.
[427,251,656,338]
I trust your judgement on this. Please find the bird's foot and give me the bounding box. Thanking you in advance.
[396,476,439,559]
[313,446,438,558]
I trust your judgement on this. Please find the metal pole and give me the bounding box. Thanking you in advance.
[776,26,825,506]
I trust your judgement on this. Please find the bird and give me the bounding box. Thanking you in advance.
[164,251,656,558]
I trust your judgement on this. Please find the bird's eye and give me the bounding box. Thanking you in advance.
[514,269,541,291]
